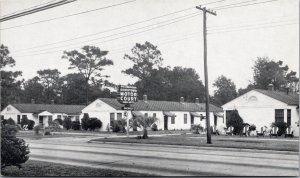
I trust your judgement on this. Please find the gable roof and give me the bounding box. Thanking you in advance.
[10,104,86,115]
[254,89,299,105]
[99,98,222,112]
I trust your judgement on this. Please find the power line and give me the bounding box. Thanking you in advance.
[0,0,58,17]
[12,12,201,57]
[0,0,77,22]
[208,22,298,34]
[208,18,298,31]
[13,12,200,55]
[213,0,280,10]
[210,0,260,9]
[0,0,136,30]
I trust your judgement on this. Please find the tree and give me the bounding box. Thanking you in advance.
[135,66,205,102]
[37,69,61,103]
[123,41,163,80]
[22,77,44,104]
[253,57,298,91]
[0,44,15,69]
[1,124,30,169]
[213,75,238,105]
[60,73,86,105]
[81,113,90,130]
[62,46,114,105]
[89,118,102,131]
[62,117,72,130]
[226,110,244,135]
[131,116,158,139]
[0,44,23,109]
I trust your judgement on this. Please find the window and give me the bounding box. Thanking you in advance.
[48,116,53,122]
[75,116,80,121]
[110,113,115,125]
[287,109,291,127]
[153,113,156,118]
[214,115,217,126]
[117,113,122,120]
[184,114,187,124]
[22,115,27,119]
[17,115,20,124]
[171,116,175,124]
[1,115,4,120]
[57,115,62,119]
[144,113,148,117]
[275,109,284,123]
[7,107,11,111]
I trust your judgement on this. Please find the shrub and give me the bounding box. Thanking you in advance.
[249,124,256,131]
[191,124,204,134]
[1,124,30,169]
[48,121,62,132]
[27,120,35,130]
[111,120,121,132]
[226,110,244,135]
[6,118,15,125]
[89,118,102,131]
[106,124,110,132]
[72,121,81,130]
[151,123,158,131]
[81,114,90,131]
[272,122,287,136]
[62,117,72,130]
[1,118,7,125]
[33,125,41,135]
[44,129,51,135]
[20,115,29,128]
[54,118,63,125]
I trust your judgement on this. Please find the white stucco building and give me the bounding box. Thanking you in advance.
[222,88,299,136]
[1,103,85,128]
[81,96,224,131]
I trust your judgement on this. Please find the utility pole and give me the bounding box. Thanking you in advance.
[196,6,216,144]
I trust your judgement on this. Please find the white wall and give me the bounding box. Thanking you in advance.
[223,90,300,136]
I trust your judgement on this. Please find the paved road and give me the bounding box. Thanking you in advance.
[24,136,299,176]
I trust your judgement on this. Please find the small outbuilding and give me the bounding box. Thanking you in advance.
[222,86,299,136]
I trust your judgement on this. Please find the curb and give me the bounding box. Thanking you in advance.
[88,140,299,155]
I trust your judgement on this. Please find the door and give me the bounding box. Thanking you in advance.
[39,116,43,127]
[191,115,194,127]
[164,116,168,130]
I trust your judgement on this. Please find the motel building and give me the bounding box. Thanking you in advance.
[222,85,299,137]
[0,99,85,128]
[81,95,224,131]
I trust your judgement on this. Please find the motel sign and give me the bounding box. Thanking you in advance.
[117,85,138,104]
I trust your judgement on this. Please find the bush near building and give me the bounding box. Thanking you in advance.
[226,109,244,135]
[1,123,30,169]
[81,113,90,131]
[6,118,15,125]
[27,120,35,130]
[272,122,287,136]
[249,124,256,131]
[89,118,102,131]
[20,116,29,128]
[54,118,63,125]
[72,121,81,130]
[62,117,72,130]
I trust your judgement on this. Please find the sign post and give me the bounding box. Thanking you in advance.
[117,85,137,137]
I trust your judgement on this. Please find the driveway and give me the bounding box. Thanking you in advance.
[25,136,299,176]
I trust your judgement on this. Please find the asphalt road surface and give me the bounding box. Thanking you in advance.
[24,136,299,176]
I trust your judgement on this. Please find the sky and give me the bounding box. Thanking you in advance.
[0,0,299,95]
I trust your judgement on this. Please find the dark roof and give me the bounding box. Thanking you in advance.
[99,98,223,112]
[254,89,299,105]
[11,104,86,115]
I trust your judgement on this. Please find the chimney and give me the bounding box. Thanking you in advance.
[51,100,55,104]
[267,84,274,91]
[143,95,147,102]
[195,98,200,104]
[180,97,184,103]
[31,99,35,104]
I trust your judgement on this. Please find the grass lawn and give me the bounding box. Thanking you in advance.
[1,160,152,177]
[91,134,299,152]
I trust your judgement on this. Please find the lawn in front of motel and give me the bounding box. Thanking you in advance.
[91,133,299,152]
[1,160,152,177]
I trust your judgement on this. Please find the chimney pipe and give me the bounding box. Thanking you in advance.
[180,97,184,103]
[143,95,147,102]
[51,100,55,104]
[31,99,35,104]
[195,98,200,104]
[267,84,274,91]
